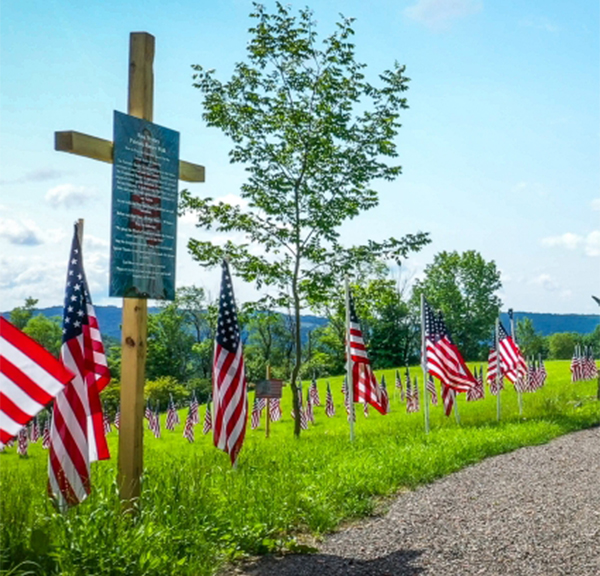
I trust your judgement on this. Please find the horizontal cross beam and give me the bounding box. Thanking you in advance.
[55,130,205,183]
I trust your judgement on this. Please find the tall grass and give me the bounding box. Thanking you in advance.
[1,361,598,575]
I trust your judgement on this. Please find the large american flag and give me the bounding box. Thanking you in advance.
[347,291,385,414]
[49,223,111,508]
[423,299,477,393]
[212,260,247,466]
[0,317,72,448]
[497,322,527,384]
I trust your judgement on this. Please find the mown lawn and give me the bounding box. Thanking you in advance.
[1,361,598,575]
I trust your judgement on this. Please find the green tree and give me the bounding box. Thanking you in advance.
[145,376,189,411]
[516,318,547,358]
[547,332,579,359]
[412,251,502,360]
[182,3,430,435]
[10,297,38,329]
[23,314,62,357]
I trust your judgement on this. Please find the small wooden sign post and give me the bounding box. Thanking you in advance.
[55,32,205,504]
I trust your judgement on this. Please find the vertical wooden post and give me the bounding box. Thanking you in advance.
[265,365,271,438]
[117,32,154,505]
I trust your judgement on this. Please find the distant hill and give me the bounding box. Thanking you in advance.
[2,307,597,341]
[499,312,599,336]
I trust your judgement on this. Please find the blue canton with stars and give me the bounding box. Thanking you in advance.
[216,261,241,354]
[62,225,91,343]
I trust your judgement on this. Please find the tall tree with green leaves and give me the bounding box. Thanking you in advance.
[9,297,38,329]
[182,3,430,435]
[412,250,502,360]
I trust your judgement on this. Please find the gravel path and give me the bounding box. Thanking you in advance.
[236,427,600,576]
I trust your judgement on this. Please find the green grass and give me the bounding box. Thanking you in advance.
[1,361,598,575]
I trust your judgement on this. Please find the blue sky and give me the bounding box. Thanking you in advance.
[1,0,598,314]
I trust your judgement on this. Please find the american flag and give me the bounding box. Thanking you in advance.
[497,322,527,385]
[347,290,385,414]
[251,396,266,429]
[268,399,282,422]
[165,396,178,431]
[114,408,120,429]
[0,317,72,448]
[203,400,213,434]
[363,401,369,417]
[103,411,112,434]
[17,427,28,456]
[487,348,503,395]
[145,404,153,429]
[405,368,413,413]
[212,260,247,466]
[342,377,355,422]
[306,389,315,423]
[49,223,111,508]
[42,419,51,449]
[423,299,477,393]
[310,376,321,406]
[441,384,455,417]
[183,406,195,443]
[151,408,161,439]
[537,356,547,387]
[190,394,200,425]
[412,376,420,412]
[30,417,41,443]
[380,375,390,413]
[325,382,335,417]
[290,386,308,429]
[477,366,485,398]
[395,369,404,401]
[426,375,438,405]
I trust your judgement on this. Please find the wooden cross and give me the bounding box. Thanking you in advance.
[55,32,204,504]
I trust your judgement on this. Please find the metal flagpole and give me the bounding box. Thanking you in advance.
[495,318,501,421]
[508,308,523,415]
[420,294,430,434]
[345,277,355,442]
[453,388,461,425]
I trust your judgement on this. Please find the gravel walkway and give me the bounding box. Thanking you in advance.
[236,427,600,576]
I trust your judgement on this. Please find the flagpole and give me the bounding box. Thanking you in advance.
[265,364,271,439]
[453,389,461,425]
[420,293,430,435]
[509,309,523,415]
[495,318,501,421]
[345,277,355,442]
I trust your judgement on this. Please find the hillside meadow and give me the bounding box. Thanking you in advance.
[1,361,599,576]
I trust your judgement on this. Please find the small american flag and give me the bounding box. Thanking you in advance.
[42,418,50,449]
[166,396,178,431]
[537,356,547,387]
[347,290,385,414]
[290,386,308,429]
[183,406,195,443]
[325,382,335,417]
[380,375,390,413]
[268,399,282,422]
[342,377,355,422]
[487,349,503,395]
[441,384,455,417]
[114,409,120,429]
[362,401,369,417]
[423,299,477,393]
[251,396,266,429]
[395,369,404,401]
[151,409,161,439]
[212,260,247,465]
[29,417,41,443]
[145,404,153,429]
[426,375,438,405]
[103,411,112,434]
[412,376,420,412]
[306,389,315,423]
[310,377,321,407]
[17,427,28,456]
[203,400,213,434]
[191,394,200,425]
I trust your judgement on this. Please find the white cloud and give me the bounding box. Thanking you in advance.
[45,184,96,208]
[541,230,600,257]
[591,198,600,211]
[0,217,44,246]
[529,273,559,292]
[84,235,109,250]
[541,232,582,250]
[405,0,482,30]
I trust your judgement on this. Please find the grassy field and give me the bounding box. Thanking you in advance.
[1,361,599,576]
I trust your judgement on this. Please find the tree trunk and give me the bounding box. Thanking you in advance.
[289,272,302,437]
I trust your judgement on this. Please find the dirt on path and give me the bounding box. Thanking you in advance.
[234,426,600,576]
